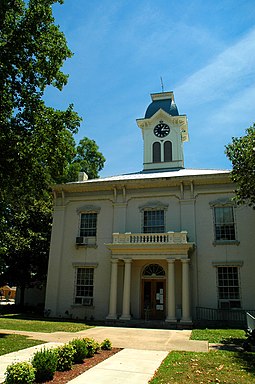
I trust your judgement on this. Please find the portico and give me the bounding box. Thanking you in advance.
[106,231,194,324]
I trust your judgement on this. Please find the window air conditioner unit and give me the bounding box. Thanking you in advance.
[82,298,92,306]
[76,236,88,245]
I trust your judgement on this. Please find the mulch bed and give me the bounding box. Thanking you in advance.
[42,348,121,384]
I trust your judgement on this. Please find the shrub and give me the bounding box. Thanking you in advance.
[31,347,58,382]
[101,338,112,350]
[56,344,75,371]
[94,340,101,353]
[69,338,87,364]
[4,362,35,384]
[83,337,99,357]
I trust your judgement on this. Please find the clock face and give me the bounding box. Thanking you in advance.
[153,122,170,138]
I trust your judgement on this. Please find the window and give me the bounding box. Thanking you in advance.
[153,142,161,163]
[143,210,165,233]
[80,213,97,237]
[214,206,236,241]
[217,266,241,309]
[164,141,172,162]
[74,268,94,305]
[143,264,165,277]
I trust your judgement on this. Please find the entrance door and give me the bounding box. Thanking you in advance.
[142,279,166,320]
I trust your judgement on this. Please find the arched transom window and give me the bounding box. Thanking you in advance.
[142,264,165,277]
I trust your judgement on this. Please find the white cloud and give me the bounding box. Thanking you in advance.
[176,27,255,106]
[211,85,255,128]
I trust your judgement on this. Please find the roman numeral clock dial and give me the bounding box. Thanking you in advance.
[153,122,170,138]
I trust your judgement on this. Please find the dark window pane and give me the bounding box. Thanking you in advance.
[217,266,241,308]
[214,207,236,240]
[80,213,97,237]
[164,141,172,162]
[143,210,165,233]
[153,142,161,163]
[74,268,94,305]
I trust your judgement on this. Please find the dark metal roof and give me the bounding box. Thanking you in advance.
[145,98,179,118]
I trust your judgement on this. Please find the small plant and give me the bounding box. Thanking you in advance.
[4,362,35,384]
[101,338,112,350]
[83,337,99,357]
[56,344,75,371]
[69,338,87,363]
[94,340,101,353]
[31,347,58,382]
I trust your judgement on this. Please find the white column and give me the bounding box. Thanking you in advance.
[106,259,119,320]
[120,259,132,320]
[166,259,177,323]
[45,206,65,316]
[180,259,192,323]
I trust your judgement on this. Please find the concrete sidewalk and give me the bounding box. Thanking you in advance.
[67,349,169,384]
[0,327,208,383]
[0,326,208,351]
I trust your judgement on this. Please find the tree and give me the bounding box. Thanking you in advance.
[225,124,255,208]
[59,137,106,183]
[1,196,52,304]
[0,0,105,302]
[0,135,105,303]
[0,0,81,200]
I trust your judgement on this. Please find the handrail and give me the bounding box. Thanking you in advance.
[112,231,188,244]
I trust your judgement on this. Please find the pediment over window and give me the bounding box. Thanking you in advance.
[76,205,101,214]
[139,201,168,212]
[209,198,234,207]
[212,261,243,267]
[72,262,98,268]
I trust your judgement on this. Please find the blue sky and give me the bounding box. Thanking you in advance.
[44,0,255,177]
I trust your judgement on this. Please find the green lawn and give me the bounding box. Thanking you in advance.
[191,328,246,344]
[0,313,91,333]
[1,317,255,384]
[0,334,44,356]
[149,349,255,384]
[0,314,92,356]
[150,329,255,384]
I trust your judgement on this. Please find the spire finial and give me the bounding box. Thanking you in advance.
[160,76,164,93]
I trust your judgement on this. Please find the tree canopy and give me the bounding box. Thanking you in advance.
[59,137,106,183]
[225,124,255,208]
[0,0,105,299]
[0,0,80,200]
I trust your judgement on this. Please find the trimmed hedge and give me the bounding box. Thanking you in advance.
[69,338,87,363]
[5,362,35,384]
[32,347,58,382]
[4,337,112,383]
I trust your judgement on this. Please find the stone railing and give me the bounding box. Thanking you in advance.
[112,231,188,244]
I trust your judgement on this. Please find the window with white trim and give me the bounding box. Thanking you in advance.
[153,142,161,163]
[217,266,241,309]
[214,206,236,241]
[164,141,172,162]
[79,213,97,237]
[143,209,165,233]
[74,268,94,306]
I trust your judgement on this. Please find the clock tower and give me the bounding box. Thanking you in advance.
[137,91,188,171]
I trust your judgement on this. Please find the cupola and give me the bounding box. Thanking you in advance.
[137,91,188,171]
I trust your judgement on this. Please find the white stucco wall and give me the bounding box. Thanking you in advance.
[45,174,255,321]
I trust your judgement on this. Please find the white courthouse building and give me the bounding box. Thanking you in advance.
[45,91,255,325]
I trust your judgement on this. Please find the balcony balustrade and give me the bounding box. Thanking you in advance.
[112,231,188,244]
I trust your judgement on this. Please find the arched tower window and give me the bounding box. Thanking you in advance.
[164,141,172,162]
[153,142,161,163]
